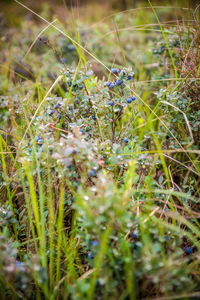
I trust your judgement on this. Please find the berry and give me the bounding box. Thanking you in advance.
[90,240,99,247]
[110,82,115,88]
[15,261,25,270]
[164,235,170,241]
[68,44,76,51]
[88,169,96,177]
[111,68,119,74]
[75,98,79,104]
[67,81,72,87]
[124,137,128,143]
[92,115,97,120]
[116,79,123,86]
[108,101,114,106]
[37,139,43,146]
[72,149,77,154]
[58,114,62,120]
[120,70,126,76]
[55,103,60,109]
[49,109,55,116]
[88,251,93,259]
[134,242,139,250]
[105,82,110,87]
[131,95,136,101]
[126,97,132,104]
[131,232,137,239]
[185,246,193,255]
[127,75,132,80]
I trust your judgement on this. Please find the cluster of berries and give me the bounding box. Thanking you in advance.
[126,95,136,104]
[111,68,132,79]
[105,68,136,107]
[108,95,136,107]
[48,102,62,121]
[67,80,84,90]
[105,68,133,89]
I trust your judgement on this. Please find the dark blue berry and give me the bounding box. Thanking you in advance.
[164,235,169,241]
[67,81,72,87]
[131,96,136,101]
[55,103,60,109]
[72,149,77,154]
[105,82,110,87]
[58,114,62,120]
[127,75,132,80]
[131,232,137,239]
[124,137,128,143]
[49,109,55,116]
[126,97,132,104]
[110,82,115,88]
[111,68,119,74]
[88,169,96,177]
[80,128,84,133]
[185,247,193,254]
[92,115,97,120]
[134,242,139,250]
[75,98,79,104]
[116,79,123,86]
[108,101,114,106]
[121,70,126,76]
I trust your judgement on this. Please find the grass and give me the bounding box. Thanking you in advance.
[0,0,200,299]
